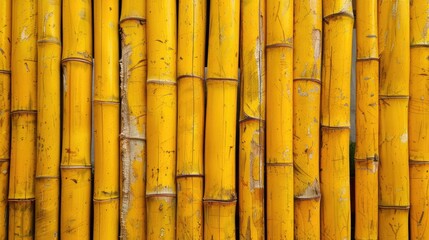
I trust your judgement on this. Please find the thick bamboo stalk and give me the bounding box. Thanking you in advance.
[176,0,206,239]
[409,0,429,239]
[119,0,147,239]
[266,0,294,238]
[93,1,120,239]
[0,0,11,238]
[378,0,410,239]
[8,1,37,238]
[61,0,92,239]
[354,0,379,239]
[320,0,353,239]
[203,0,240,239]
[146,1,177,239]
[35,1,61,239]
[238,0,265,238]
[293,0,322,238]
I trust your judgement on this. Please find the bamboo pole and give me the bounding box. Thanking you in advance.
[176,0,206,239]
[93,1,120,239]
[378,0,410,239]
[409,0,429,239]
[119,0,146,239]
[8,1,37,238]
[266,0,294,238]
[61,0,92,239]
[0,0,11,238]
[320,0,353,239]
[354,0,379,239]
[203,0,240,239]
[238,0,265,238]
[146,1,177,239]
[293,0,322,239]
[35,0,61,238]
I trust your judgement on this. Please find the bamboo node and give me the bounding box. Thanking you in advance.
[0,70,11,74]
[293,77,321,84]
[206,77,238,83]
[266,43,293,49]
[61,57,93,65]
[177,74,204,81]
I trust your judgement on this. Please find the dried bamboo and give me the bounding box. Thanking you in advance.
[35,0,61,238]
[293,0,322,238]
[176,0,206,239]
[119,0,147,239]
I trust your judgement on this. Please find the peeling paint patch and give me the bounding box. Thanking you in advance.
[400,133,408,143]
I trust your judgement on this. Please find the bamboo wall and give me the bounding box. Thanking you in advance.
[0,0,426,239]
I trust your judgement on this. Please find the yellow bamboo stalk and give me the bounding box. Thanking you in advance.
[293,0,322,238]
[119,0,146,239]
[61,0,92,239]
[176,0,206,239]
[354,0,379,239]
[203,0,240,239]
[320,0,353,239]
[146,1,177,239]
[239,0,265,238]
[93,1,120,239]
[266,0,293,238]
[0,0,11,238]
[378,0,410,239]
[35,1,61,239]
[409,0,429,239]
[8,1,37,238]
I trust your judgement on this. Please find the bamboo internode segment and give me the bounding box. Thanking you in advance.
[409,0,429,239]
[293,0,321,238]
[8,1,38,238]
[0,0,11,238]
[119,0,146,239]
[378,0,410,239]
[177,0,206,239]
[146,1,177,239]
[355,0,379,239]
[239,0,265,239]
[36,0,61,239]
[204,0,240,239]
[61,0,92,239]
[321,1,353,239]
[266,0,294,238]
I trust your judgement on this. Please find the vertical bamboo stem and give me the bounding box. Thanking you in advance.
[119,0,147,239]
[239,0,265,238]
[293,0,322,239]
[35,0,61,239]
[203,0,240,239]
[409,0,429,239]
[8,1,37,238]
[176,0,206,239]
[320,0,353,239]
[378,1,410,239]
[0,0,11,238]
[61,1,92,239]
[266,0,294,238]
[146,1,177,239]
[93,1,120,239]
[354,0,379,239]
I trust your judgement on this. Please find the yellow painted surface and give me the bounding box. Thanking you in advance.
[378,208,409,240]
[8,201,34,240]
[410,163,429,240]
[204,202,236,240]
[294,199,320,239]
[146,197,176,239]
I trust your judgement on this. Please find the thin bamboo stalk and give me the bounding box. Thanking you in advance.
[93,1,120,239]
[8,1,37,238]
[35,0,61,239]
[354,0,379,239]
[409,0,429,239]
[238,0,265,238]
[266,0,294,238]
[203,0,240,239]
[146,1,177,239]
[0,0,11,238]
[176,0,206,239]
[378,0,410,239]
[119,0,147,239]
[293,0,322,238]
[320,0,353,239]
[61,0,92,239]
